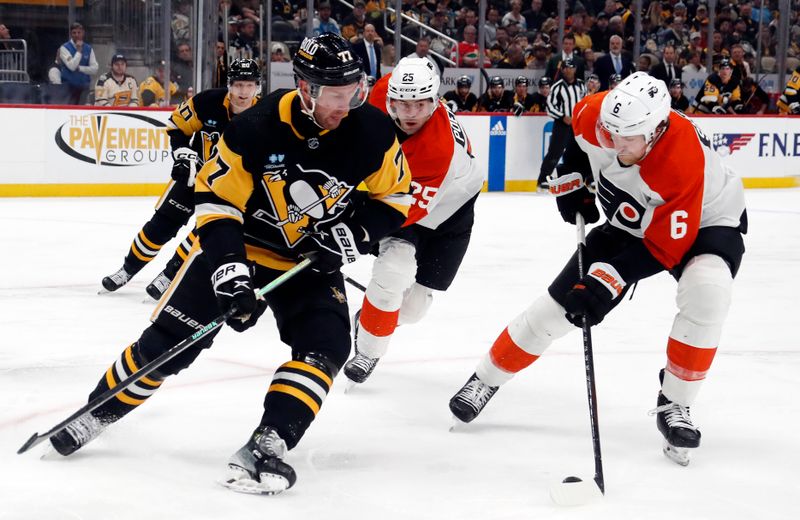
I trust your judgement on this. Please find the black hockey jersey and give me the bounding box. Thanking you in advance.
[442,90,478,112]
[195,89,413,271]
[167,88,258,163]
[477,91,514,112]
[691,73,742,114]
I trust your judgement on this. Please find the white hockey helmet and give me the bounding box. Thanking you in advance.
[597,72,671,158]
[386,56,441,120]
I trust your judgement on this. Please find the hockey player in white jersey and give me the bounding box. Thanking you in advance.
[343,57,484,386]
[448,72,746,465]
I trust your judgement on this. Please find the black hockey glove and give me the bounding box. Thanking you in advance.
[306,221,370,274]
[563,262,626,326]
[171,147,200,187]
[211,258,266,332]
[550,172,600,225]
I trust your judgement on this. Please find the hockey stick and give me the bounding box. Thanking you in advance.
[344,276,366,293]
[549,214,605,505]
[17,256,314,455]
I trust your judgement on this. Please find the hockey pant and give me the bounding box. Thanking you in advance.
[121,180,195,275]
[87,244,351,450]
[357,195,476,359]
[475,224,744,408]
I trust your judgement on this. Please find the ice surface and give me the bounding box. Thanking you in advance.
[1,190,798,519]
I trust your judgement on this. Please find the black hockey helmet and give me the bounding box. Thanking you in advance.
[538,76,551,87]
[718,57,733,69]
[228,58,260,83]
[514,75,529,87]
[456,75,472,88]
[489,76,504,88]
[293,33,365,87]
[608,73,622,86]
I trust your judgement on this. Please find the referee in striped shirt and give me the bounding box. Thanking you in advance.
[538,58,587,190]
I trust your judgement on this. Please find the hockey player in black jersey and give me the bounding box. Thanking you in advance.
[442,75,478,113]
[49,33,411,496]
[100,59,261,299]
[477,75,514,112]
[529,76,550,113]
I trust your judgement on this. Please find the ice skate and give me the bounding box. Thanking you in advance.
[221,427,297,495]
[448,373,499,425]
[49,413,109,456]
[650,392,701,466]
[145,270,172,301]
[100,266,133,293]
[343,310,380,388]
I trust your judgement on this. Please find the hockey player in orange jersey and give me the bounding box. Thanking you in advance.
[449,72,747,466]
[342,57,484,386]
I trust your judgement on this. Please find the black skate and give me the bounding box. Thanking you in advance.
[50,412,109,456]
[449,373,499,424]
[343,310,380,386]
[145,270,172,301]
[650,392,701,466]
[101,266,133,292]
[221,427,297,495]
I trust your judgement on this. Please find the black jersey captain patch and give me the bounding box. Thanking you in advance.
[256,164,354,248]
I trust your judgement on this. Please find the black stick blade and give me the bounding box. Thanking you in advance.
[17,432,41,454]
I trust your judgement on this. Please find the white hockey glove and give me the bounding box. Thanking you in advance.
[171,147,200,187]
[790,102,800,114]
[712,105,727,115]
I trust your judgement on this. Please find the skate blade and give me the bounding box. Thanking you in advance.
[663,441,692,466]
[343,379,358,394]
[549,478,603,506]
[219,475,289,496]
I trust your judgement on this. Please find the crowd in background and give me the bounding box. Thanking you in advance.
[1,0,799,113]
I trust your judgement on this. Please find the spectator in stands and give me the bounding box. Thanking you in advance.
[729,43,750,82]
[408,36,444,74]
[341,1,368,42]
[489,26,511,64]
[594,34,634,91]
[484,7,500,46]
[590,12,611,53]
[172,40,194,93]
[232,18,259,59]
[586,73,601,95]
[522,0,547,33]
[443,74,478,113]
[651,43,682,85]
[213,40,228,88]
[740,77,770,114]
[270,42,291,62]
[0,23,11,48]
[497,42,527,69]
[457,9,480,41]
[172,0,192,42]
[352,23,383,81]
[58,22,98,105]
[571,13,593,52]
[658,16,684,47]
[545,33,584,82]
[637,54,652,72]
[691,4,710,33]
[683,49,707,75]
[48,50,62,85]
[381,43,395,67]
[690,57,743,114]
[313,3,341,37]
[453,25,487,67]
[777,65,800,114]
[139,61,179,107]
[526,40,549,71]
[583,47,596,78]
[669,78,690,112]
[94,54,139,107]
[502,0,527,32]
[477,76,514,112]
[428,11,455,59]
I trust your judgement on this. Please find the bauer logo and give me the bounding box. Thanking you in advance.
[54,112,171,167]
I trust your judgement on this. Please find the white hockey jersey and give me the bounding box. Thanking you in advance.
[572,91,745,269]
[369,74,484,230]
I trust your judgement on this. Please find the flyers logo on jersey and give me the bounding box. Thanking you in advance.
[597,173,645,230]
[258,164,353,248]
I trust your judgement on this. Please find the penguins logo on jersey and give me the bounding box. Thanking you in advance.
[597,173,646,230]
[200,131,221,162]
[259,164,353,248]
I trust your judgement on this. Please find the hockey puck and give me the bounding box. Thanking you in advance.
[562,476,582,483]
